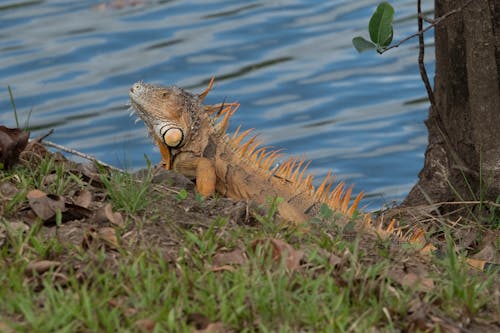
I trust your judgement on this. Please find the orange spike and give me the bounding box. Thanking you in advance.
[285,159,298,179]
[363,213,373,226]
[219,104,238,134]
[232,128,253,146]
[346,191,363,217]
[199,76,215,102]
[256,148,268,165]
[386,219,397,233]
[264,150,284,170]
[239,135,258,155]
[329,182,345,208]
[275,159,291,177]
[296,161,311,183]
[289,159,305,182]
[408,227,426,246]
[231,125,241,140]
[340,187,353,213]
[251,144,267,160]
[247,140,263,160]
[315,172,332,199]
[253,147,268,164]
[205,105,219,115]
[261,151,277,169]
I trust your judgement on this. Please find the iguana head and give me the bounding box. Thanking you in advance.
[129,81,210,168]
[129,82,199,148]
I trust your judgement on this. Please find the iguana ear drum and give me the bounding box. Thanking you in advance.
[156,124,184,148]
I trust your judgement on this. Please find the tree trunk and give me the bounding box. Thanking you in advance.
[403,0,500,208]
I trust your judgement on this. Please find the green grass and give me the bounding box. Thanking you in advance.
[1,215,497,332]
[0,152,498,332]
[99,164,153,215]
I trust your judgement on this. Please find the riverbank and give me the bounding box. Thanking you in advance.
[0,135,498,332]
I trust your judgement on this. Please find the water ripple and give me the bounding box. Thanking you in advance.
[0,0,435,209]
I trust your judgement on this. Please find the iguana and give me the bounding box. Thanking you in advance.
[129,78,495,271]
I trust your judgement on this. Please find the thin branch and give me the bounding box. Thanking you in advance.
[417,0,435,106]
[40,139,123,172]
[31,129,54,143]
[379,0,474,53]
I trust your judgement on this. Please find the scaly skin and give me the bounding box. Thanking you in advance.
[129,78,362,224]
[129,78,495,271]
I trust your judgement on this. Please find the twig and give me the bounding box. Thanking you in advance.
[41,139,123,172]
[417,0,435,106]
[31,129,54,143]
[379,0,474,54]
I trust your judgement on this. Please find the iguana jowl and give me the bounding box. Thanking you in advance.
[129,78,494,271]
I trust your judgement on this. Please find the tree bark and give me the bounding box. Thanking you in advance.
[403,0,500,207]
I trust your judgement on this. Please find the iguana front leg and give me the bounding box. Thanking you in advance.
[172,152,216,197]
[155,136,172,170]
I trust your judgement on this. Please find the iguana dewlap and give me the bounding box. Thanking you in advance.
[129,78,362,224]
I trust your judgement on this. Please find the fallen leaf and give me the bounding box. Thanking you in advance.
[0,125,29,169]
[251,238,304,271]
[27,189,66,221]
[98,227,120,249]
[64,203,93,220]
[93,204,124,228]
[187,313,210,330]
[0,321,15,333]
[194,322,227,333]
[472,244,497,263]
[212,248,247,267]
[134,318,156,332]
[390,271,434,292]
[328,253,342,267]
[27,189,91,223]
[73,189,92,208]
[209,265,236,272]
[6,221,30,233]
[0,181,19,198]
[25,260,61,276]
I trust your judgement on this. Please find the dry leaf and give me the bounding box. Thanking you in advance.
[390,271,434,292]
[134,318,156,332]
[0,181,19,199]
[194,322,227,333]
[187,313,210,330]
[0,125,29,169]
[27,189,91,223]
[209,265,236,272]
[328,253,342,267]
[98,227,120,249]
[0,321,15,333]
[212,248,247,267]
[472,244,497,263]
[73,189,92,208]
[7,221,30,233]
[93,204,124,228]
[27,189,66,221]
[251,238,304,271]
[25,260,61,276]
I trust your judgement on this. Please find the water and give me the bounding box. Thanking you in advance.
[0,0,434,209]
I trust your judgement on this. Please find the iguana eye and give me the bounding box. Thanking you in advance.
[156,124,184,148]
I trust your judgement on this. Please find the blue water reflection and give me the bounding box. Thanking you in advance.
[0,0,434,209]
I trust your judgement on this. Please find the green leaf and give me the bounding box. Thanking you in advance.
[176,188,188,201]
[352,37,377,52]
[368,2,395,47]
[319,203,333,220]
